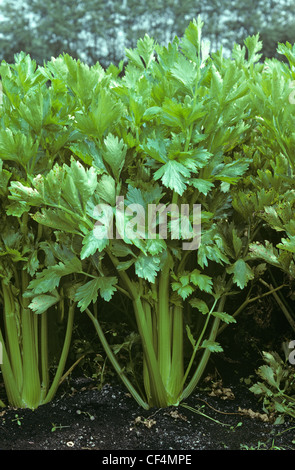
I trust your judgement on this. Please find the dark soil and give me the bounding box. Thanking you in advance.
[1,297,295,454]
[0,378,294,453]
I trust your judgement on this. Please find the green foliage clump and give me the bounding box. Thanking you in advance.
[1,17,295,411]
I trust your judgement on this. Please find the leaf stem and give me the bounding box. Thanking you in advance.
[85,307,149,410]
[180,293,226,401]
[43,300,76,404]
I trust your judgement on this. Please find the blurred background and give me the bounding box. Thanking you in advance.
[0,0,295,68]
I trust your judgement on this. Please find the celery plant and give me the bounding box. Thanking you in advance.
[4,19,267,408]
[0,53,79,408]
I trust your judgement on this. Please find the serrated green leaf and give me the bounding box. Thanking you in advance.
[161,98,192,131]
[28,290,61,315]
[232,229,243,257]
[201,340,223,353]
[65,158,98,210]
[185,324,196,347]
[69,140,106,171]
[135,254,161,283]
[27,257,82,294]
[226,259,254,289]
[143,106,162,121]
[262,206,285,232]
[0,128,39,165]
[258,365,279,389]
[244,33,263,64]
[74,278,101,311]
[75,88,123,139]
[170,54,197,90]
[9,181,44,206]
[249,383,265,395]
[110,240,135,258]
[81,229,109,259]
[102,133,127,181]
[32,208,82,235]
[189,298,209,314]
[171,282,194,300]
[96,276,118,302]
[26,250,40,277]
[190,269,213,293]
[62,54,105,106]
[136,34,155,69]
[0,246,27,263]
[179,273,190,286]
[153,160,190,195]
[211,311,236,324]
[116,259,135,271]
[5,201,30,217]
[145,238,167,255]
[190,178,214,195]
[214,159,250,184]
[197,242,230,269]
[74,276,117,311]
[95,174,116,205]
[18,86,51,134]
[125,47,145,70]
[249,242,280,266]
[141,137,167,163]
[277,236,295,253]
[180,16,203,62]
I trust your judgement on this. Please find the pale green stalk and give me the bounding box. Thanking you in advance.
[107,249,168,407]
[0,327,22,407]
[132,295,168,407]
[21,307,41,408]
[43,300,76,404]
[142,299,155,402]
[20,269,41,409]
[169,304,184,401]
[180,293,227,401]
[1,281,23,393]
[157,258,172,390]
[0,274,76,408]
[40,311,49,402]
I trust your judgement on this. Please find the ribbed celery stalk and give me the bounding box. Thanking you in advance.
[105,248,231,408]
[141,299,155,404]
[40,311,49,403]
[157,258,172,391]
[0,326,22,407]
[0,274,76,408]
[1,281,23,395]
[21,270,41,409]
[0,279,41,409]
[21,308,41,408]
[132,295,168,407]
[169,304,184,402]
[107,249,168,407]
